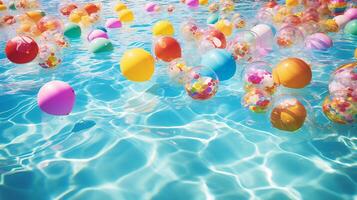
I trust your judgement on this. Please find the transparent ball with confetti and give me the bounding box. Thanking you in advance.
[269,96,310,132]
[242,88,272,113]
[40,30,69,49]
[243,61,278,95]
[181,20,203,42]
[37,16,64,34]
[275,25,305,54]
[322,95,356,124]
[38,43,62,69]
[257,7,275,25]
[329,62,357,100]
[185,66,219,100]
[168,58,191,85]
[232,13,246,29]
[227,30,258,63]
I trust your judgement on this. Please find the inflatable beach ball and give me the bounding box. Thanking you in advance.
[305,33,333,51]
[214,19,233,37]
[120,48,155,82]
[273,58,312,89]
[38,81,76,116]
[344,20,357,35]
[186,0,199,8]
[64,23,81,38]
[153,20,175,36]
[118,9,134,23]
[200,49,236,81]
[5,36,39,64]
[199,0,208,5]
[106,18,122,29]
[114,3,127,12]
[154,37,182,62]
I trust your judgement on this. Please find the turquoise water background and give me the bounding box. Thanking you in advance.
[0,0,356,199]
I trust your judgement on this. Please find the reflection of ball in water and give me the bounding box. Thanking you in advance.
[185,66,219,100]
[270,98,307,132]
[242,88,272,113]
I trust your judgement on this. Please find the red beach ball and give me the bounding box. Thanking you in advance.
[5,36,39,64]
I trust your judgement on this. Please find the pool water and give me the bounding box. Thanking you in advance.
[0,0,356,199]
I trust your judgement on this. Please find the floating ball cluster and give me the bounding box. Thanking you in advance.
[324,63,357,124]
[1,0,356,131]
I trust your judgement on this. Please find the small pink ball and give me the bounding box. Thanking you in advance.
[105,18,122,29]
[38,81,76,116]
[305,33,333,51]
[344,8,357,20]
[145,2,157,12]
[186,0,199,8]
[87,29,109,42]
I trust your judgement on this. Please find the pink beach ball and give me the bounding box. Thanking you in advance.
[305,33,333,51]
[38,81,76,116]
[87,29,109,42]
[145,2,157,12]
[186,0,199,8]
[344,8,357,20]
[105,18,122,29]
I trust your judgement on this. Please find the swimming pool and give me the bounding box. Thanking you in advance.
[0,0,356,199]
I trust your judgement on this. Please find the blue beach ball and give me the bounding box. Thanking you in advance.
[207,13,219,24]
[200,49,237,81]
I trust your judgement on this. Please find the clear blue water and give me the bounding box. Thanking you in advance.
[0,0,357,199]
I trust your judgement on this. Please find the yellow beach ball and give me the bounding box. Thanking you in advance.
[118,9,134,23]
[273,58,312,89]
[0,4,7,11]
[199,0,209,5]
[215,19,233,36]
[286,0,299,7]
[25,10,45,22]
[69,9,88,24]
[152,20,175,36]
[120,48,155,82]
[114,3,127,12]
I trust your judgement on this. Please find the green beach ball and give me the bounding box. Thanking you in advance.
[344,20,357,36]
[89,38,113,53]
[64,23,81,38]
[207,13,219,25]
